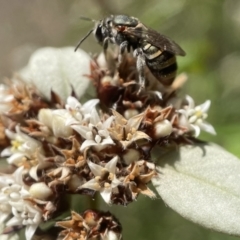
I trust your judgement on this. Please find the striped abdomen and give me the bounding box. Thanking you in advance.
[142,42,177,85]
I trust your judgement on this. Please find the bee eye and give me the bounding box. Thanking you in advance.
[117,25,126,32]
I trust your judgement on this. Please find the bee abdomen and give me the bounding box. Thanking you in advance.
[149,61,177,85]
[142,43,177,85]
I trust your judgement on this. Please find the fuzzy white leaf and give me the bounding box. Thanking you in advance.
[152,143,240,236]
[20,47,91,102]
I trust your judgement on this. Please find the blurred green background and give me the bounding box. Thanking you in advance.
[0,0,239,239]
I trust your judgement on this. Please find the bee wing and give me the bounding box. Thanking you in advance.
[124,27,186,56]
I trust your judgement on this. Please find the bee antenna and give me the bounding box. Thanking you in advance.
[79,16,96,23]
[74,29,94,52]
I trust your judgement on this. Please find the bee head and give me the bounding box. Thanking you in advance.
[94,16,114,44]
[112,15,139,27]
[93,21,107,43]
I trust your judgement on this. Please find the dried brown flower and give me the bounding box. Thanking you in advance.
[57,210,122,240]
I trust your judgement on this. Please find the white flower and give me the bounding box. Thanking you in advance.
[38,108,73,138]
[79,156,121,204]
[0,167,28,220]
[1,126,43,166]
[0,168,29,203]
[6,200,42,240]
[71,108,115,152]
[0,84,14,114]
[28,150,52,181]
[178,95,216,137]
[0,174,16,223]
[37,98,100,140]
[0,167,43,240]
[109,110,151,149]
[65,96,99,125]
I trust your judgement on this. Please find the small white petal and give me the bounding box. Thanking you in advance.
[66,96,82,109]
[7,153,25,165]
[80,140,97,151]
[86,131,93,140]
[10,202,24,211]
[198,121,216,135]
[199,100,211,113]
[6,216,21,226]
[90,108,101,125]
[103,116,115,129]
[100,188,112,204]
[101,137,115,146]
[5,129,16,140]
[82,99,99,111]
[105,156,118,173]
[9,192,20,201]
[1,147,12,157]
[185,95,195,108]
[29,165,39,181]
[19,188,30,198]
[178,113,190,128]
[88,161,104,177]
[191,124,201,137]
[189,115,198,124]
[111,178,121,188]
[98,129,109,138]
[13,166,24,186]
[25,224,38,240]
[0,212,11,223]
[71,125,89,139]
[65,116,81,126]
[95,135,102,144]
[80,179,101,191]
[127,113,144,129]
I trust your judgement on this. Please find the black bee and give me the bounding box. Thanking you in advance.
[75,15,186,88]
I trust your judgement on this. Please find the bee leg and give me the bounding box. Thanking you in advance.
[120,41,128,54]
[103,37,109,50]
[134,49,146,93]
[118,41,128,63]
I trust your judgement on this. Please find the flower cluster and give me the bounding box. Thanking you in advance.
[56,210,122,240]
[0,47,216,240]
[0,167,55,240]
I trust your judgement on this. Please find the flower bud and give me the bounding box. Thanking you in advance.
[124,109,139,119]
[153,119,172,139]
[29,182,53,200]
[123,149,141,165]
[38,109,73,138]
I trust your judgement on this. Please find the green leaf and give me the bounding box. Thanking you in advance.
[152,143,240,236]
[20,47,91,102]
